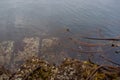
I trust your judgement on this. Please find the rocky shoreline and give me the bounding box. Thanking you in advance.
[0,36,120,80]
[0,57,120,80]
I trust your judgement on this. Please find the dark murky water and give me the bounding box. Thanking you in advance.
[0,0,120,69]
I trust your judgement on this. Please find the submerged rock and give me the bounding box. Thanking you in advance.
[0,41,14,66]
[15,37,40,62]
[40,37,69,64]
[41,37,60,62]
[0,37,120,80]
[41,37,59,51]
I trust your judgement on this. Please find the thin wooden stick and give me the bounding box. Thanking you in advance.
[86,65,103,80]
[82,37,120,41]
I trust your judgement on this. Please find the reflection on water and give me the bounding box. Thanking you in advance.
[0,0,120,71]
[0,0,120,37]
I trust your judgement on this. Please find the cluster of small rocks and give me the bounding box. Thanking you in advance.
[0,57,118,80]
[10,57,54,80]
[55,59,82,80]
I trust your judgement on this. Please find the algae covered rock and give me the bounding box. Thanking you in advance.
[55,58,120,80]
[9,57,120,80]
[10,57,56,80]
[55,58,83,80]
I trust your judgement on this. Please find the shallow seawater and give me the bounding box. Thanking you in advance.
[0,0,120,71]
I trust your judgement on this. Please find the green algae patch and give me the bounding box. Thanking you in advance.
[1,57,120,80]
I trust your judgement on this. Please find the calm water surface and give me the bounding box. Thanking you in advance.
[0,0,120,66]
